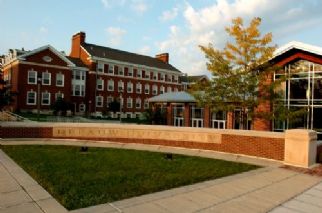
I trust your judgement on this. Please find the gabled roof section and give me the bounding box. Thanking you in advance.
[148,91,196,103]
[274,41,322,58]
[66,56,87,68]
[82,43,181,73]
[18,45,75,66]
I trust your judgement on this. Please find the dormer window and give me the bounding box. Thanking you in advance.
[97,62,104,72]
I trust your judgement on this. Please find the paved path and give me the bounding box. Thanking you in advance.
[1,139,321,213]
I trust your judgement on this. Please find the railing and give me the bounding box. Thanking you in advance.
[212,119,226,129]
[174,117,184,127]
[191,118,203,128]
[0,111,30,122]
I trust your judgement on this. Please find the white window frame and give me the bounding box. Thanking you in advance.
[152,85,158,95]
[97,62,104,73]
[127,82,133,93]
[135,98,141,109]
[144,99,149,109]
[26,91,36,105]
[144,84,150,94]
[55,92,64,100]
[56,73,64,87]
[118,66,124,76]
[160,73,165,81]
[108,79,114,91]
[108,64,114,74]
[167,86,172,93]
[152,72,157,80]
[160,86,165,94]
[127,97,133,108]
[137,69,142,78]
[28,70,37,84]
[145,71,150,79]
[96,95,104,107]
[41,92,51,105]
[136,83,142,94]
[42,72,51,85]
[118,81,124,92]
[107,96,114,105]
[97,78,104,91]
[128,67,133,77]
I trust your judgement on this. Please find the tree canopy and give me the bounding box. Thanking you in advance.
[192,17,280,129]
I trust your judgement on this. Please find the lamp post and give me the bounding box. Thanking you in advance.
[119,92,123,123]
[37,75,42,121]
[88,100,92,118]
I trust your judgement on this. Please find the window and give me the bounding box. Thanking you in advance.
[174,87,179,92]
[28,70,37,84]
[136,83,142,94]
[153,72,157,80]
[144,99,149,109]
[137,69,142,78]
[97,62,104,72]
[55,92,64,100]
[128,67,133,77]
[152,85,158,95]
[167,86,172,92]
[79,104,86,112]
[97,78,104,91]
[135,98,141,109]
[160,73,165,81]
[174,75,179,82]
[119,67,124,76]
[27,91,36,105]
[145,71,150,79]
[127,97,132,108]
[107,96,113,105]
[108,64,114,74]
[42,72,51,85]
[72,70,85,80]
[160,86,165,94]
[127,82,133,93]
[72,84,85,96]
[144,84,150,94]
[118,81,124,92]
[96,96,103,107]
[42,92,51,105]
[56,73,64,87]
[108,79,114,91]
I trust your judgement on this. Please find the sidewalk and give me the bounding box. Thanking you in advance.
[1,139,322,213]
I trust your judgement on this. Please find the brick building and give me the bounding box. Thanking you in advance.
[150,41,322,138]
[1,46,88,113]
[69,32,182,118]
[1,32,182,118]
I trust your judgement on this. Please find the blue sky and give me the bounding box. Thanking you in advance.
[1,0,322,75]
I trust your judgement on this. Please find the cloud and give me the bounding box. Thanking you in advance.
[39,27,48,34]
[101,0,110,8]
[105,27,127,46]
[137,45,150,55]
[157,0,322,76]
[159,7,178,22]
[131,1,148,14]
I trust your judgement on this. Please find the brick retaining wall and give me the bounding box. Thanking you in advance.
[0,124,285,161]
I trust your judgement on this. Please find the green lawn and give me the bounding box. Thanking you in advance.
[2,145,259,210]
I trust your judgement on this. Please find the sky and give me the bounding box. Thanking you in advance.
[1,0,322,76]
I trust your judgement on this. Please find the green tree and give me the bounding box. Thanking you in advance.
[193,17,281,129]
[107,100,120,113]
[51,98,71,116]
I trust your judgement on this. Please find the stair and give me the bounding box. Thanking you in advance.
[0,111,30,122]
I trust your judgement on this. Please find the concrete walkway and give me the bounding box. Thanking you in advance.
[1,139,322,213]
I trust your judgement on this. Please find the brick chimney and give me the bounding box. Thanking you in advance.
[155,53,169,64]
[70,31,86,58]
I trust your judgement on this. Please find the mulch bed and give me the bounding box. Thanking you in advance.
[281,164,322,177]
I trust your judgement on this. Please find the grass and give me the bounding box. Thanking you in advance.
[2,145,259,210]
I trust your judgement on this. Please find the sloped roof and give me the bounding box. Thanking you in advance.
[274,41,322,58]
[66,56,87,68]
[82,43,181,72]
[148,91,196,103]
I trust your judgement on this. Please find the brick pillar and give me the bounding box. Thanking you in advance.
[227,111,234,129]
[204,106,210,128]
[166,103,173,126]
[184,103,190,127]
